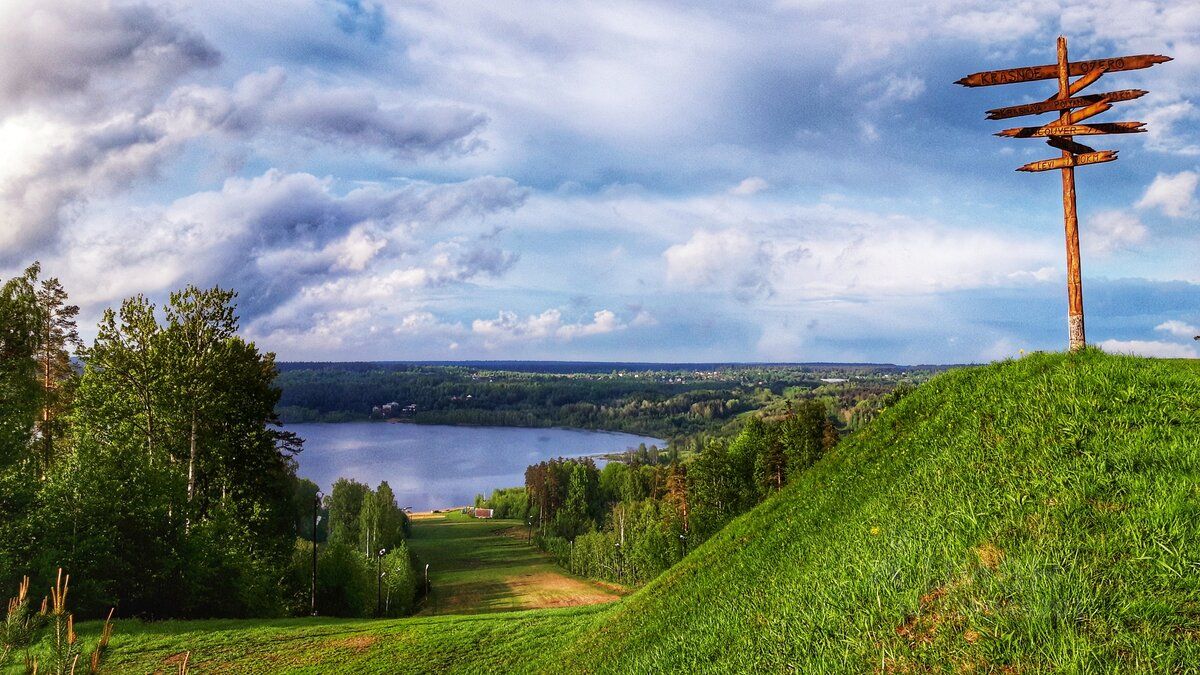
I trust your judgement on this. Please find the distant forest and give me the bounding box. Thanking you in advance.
[275,362,950,439]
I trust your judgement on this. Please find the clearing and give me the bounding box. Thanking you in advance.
[405,511,623,614]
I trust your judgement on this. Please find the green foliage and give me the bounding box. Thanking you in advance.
[524,399,839,587]
[283,538,419,619]
[272,362,937,441]
[1,571,115,675]
[377,544,418,617]
[311,543,369,618]
[43,353,1200,673]
[327,479,369,548]
[480,487,530,520]
[1,268,302,620]
[0,264,42,470]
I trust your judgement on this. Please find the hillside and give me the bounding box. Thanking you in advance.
[91,351,1200,672]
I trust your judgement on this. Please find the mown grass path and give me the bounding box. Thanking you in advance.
[408,512,622,615]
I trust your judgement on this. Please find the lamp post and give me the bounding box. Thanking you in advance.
[679,532,687,559]
[526,517,532,543]
[311,491,323,616]
[376,548,387,617]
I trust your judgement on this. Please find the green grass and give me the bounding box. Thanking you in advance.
[24,351,1200,673]
[406,512,621,614]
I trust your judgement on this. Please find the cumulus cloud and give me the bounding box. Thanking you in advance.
[1156,319,1199,338]
[729,177,769,196]
[1084,210,1148,255]
[1098,339,1198,359]
[661,204,1057,302]
[47,170,526,329]
[664,229,782,300]
[0,0,220,114]
[1137,171,1198,218]
[268,86,487,157]
[1,45,487,259]
[472,308,626,344]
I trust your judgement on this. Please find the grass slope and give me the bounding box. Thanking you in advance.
[67,352,1200,672]
[555,350,1200,672]
[406,512,621,615]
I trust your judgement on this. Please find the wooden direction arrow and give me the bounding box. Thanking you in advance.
[1058,99,1112,125]
[1046,136,1096,155]
[1065,67,1106,96]
[996,121,1146,138]
[986,89,1147,119]
[956,54,1171,87]
[1017,150,1118,172]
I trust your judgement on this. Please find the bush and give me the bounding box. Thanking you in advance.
[284,539,420,618]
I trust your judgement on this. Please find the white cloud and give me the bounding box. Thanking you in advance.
[663,229,778,299]
[1084,210,1148,255]
[472,308,626,344]
[729,177,769,196]
[0,0,219,114]
[1099,339,1198,359]
[1155,319,1199,338]
[880,74,925,102]
[661,204,1057,302]
[1137,171,1199,218]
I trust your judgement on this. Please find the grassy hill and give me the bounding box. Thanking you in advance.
[78,351,1200,672]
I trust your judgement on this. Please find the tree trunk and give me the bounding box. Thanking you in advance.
[187,412,198,504]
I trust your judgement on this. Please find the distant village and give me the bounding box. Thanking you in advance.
[370,401,419,419]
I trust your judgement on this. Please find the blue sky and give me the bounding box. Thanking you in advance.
[1,0,1198,363]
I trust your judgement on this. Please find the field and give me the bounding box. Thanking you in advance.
[16,351,1200,673]
[51,512,620,673]
[406,511,623,614]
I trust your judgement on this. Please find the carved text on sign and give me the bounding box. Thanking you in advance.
[956,54,1171,87]
[986,89,1147,119]
[1017,151,1118,172]
[996,121,1146,138]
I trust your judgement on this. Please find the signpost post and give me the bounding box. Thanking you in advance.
[957,37,1170,351]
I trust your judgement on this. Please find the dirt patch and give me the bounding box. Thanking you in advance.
[896,587,948,647]
[974,542,1004,571]
[326,634,378,652]
[500,525,532,541]
[503,572,622,608]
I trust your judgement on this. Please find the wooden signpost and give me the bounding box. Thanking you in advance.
[957,37,1171,352]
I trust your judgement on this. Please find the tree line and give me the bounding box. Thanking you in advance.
[0,264,418,620]
[480,400,849,586]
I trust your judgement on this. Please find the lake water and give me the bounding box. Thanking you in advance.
[288,422,663,511]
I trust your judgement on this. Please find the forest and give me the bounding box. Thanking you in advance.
[0,264,419,638]
[275,360,939,439]
[475,394,908,587]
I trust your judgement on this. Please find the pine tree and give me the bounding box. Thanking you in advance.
[34,275,80,476]
[664,462,690,535]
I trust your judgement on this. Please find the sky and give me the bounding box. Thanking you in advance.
[1,0,1198,364]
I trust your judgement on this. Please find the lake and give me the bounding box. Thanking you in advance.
[288,422,663,511]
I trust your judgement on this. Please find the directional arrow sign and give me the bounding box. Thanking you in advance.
[1065,67,1107,96]
[1058,99,1112,125]
[1017,150,1118,172]
[1046,136,1096,155]
[986,89,1147,119]
[956,54,1171,87]
[996,121,1146,138]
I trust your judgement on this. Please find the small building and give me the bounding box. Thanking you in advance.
[473,508,494,519]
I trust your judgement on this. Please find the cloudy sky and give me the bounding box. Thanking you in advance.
[2,0,1198,363]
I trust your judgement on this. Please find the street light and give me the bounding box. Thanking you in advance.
[679,533,687,558]
[376,548,387,617]
[311,490,323,616]
[526,517,532,543]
